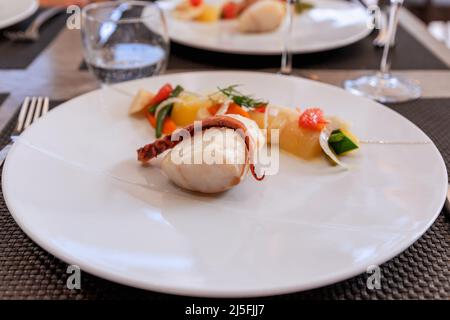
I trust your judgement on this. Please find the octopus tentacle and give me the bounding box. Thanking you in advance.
[250,164,265,181]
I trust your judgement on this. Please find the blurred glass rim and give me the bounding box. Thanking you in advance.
[81,0,165,24]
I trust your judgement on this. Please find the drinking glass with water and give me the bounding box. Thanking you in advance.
[81,1,169,84]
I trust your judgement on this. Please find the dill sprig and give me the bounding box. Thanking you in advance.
[218,85,267,109]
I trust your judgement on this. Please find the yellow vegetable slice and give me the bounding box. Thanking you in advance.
[249,105,296,143]
[128,89,154,115]
[171,92,209,126]
[280,119,322,160]
[196,4,220,23]
[249,105,322,159]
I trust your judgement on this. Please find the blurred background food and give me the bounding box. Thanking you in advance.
[39,0,107,6]
[38,0,450,48]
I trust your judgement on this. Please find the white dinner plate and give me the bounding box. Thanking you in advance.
[163,0,373,54]
[0,0,38,29]
[2,72,447,297]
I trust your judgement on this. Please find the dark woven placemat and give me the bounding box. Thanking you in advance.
[79,25,449,72]
[387,99,450,180]
[0,94,9,107]
[0,99,449,300]
[0,10,70,69]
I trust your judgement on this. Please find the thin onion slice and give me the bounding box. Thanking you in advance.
[215,99,232,115]
[154,97,182,119]
[319,118,351,169]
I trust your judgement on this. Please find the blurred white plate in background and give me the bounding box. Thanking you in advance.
[0,0,38,29]
[164,0,373,54]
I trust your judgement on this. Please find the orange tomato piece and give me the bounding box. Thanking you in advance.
[148,83,173,110]
[190,0,203,6]
[298,108,328,131]
[222,2,239,19]
[207,103,221,115]
[162,117,177,135]
[146,112,156,128]
[226,103,250,118]
[146,112,177,135]
[254,105,267,113]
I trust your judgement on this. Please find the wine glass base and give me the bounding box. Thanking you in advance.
[279,69,292,76]
[344,73,421,103]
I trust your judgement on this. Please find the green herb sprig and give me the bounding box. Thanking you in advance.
[218,85,267,109]
[295,1,314,15]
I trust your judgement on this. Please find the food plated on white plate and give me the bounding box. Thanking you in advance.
[164,0,372,54]
[172,0,314,33]
[2,72,446,297]
[130,83,359,193]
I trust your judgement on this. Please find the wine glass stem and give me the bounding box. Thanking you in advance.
[280,0,294,75]
[380,0,402,76]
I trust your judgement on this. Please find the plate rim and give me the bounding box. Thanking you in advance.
[2,71,448,297]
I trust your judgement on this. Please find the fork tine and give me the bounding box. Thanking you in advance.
[33,97,44,123]
[24,97,37,130]
[15,97,30,133]
[42,97,49,115]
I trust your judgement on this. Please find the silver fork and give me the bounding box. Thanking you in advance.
[3,8,63,42]
[0,97,49,166]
